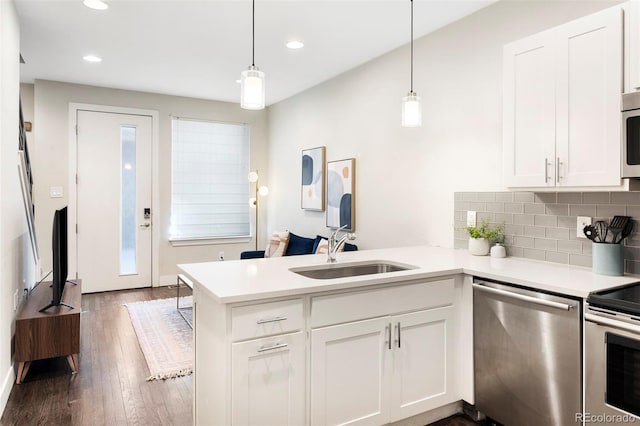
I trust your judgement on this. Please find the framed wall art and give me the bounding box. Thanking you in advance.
[326,158,355,231]
[301,146,326,211]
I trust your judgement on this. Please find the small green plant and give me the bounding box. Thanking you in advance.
[466,220,505,243]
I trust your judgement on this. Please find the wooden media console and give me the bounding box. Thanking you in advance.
[14,280,81,384]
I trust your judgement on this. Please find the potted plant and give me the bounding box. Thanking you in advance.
[466,220,504,256]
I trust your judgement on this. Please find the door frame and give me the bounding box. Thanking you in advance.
[67,103,160,287]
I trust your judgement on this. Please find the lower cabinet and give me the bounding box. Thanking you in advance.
[310,306,455,425]
[232,331,306,426]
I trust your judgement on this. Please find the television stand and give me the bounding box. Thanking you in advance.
[15,280,81,384]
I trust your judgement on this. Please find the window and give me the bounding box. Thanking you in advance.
[170,118,250,240]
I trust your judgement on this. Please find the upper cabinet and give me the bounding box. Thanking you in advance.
[503,7,622,188]
[629,1,640,92]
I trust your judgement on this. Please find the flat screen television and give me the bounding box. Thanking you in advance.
[40,206,73,312]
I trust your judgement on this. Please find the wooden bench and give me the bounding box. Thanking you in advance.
[176,274,193,328]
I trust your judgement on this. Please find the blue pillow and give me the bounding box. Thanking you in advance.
[312,235,325,253]
[285,232,316,256]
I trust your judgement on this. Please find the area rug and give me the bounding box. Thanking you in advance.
[125,296,193,381]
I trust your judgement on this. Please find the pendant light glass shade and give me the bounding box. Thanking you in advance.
[401,92,422,127]
[241,65,265,110]
[240,0,265,110]
[402,0,421,127]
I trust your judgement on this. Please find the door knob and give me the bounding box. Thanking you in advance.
[140,223,151,228]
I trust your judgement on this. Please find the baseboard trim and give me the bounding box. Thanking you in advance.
[389,401,463,426]
[159,275,178,287]
[0,365,15,419]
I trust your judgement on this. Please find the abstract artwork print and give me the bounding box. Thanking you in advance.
[301,146,325,210]
[326,158,355,231]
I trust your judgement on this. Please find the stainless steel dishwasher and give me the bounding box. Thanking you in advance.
[473,278,581,426]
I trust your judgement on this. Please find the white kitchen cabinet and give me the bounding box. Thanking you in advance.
[193,290,306,425]
[231,332,306,426]
[503,30,556,188]
[629,0,640,91]
[309,280,457,426]
[503,6,622,188]
[390,306,454,421]
[310,317,392,426]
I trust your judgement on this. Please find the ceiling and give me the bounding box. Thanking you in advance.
[15,0,496,106]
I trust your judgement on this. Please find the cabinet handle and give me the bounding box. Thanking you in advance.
[385,323,391,350]
[256,316,287,325]
[395,322,401,348]
[556,157,562,184]
[257,342,288,353]
[544,158,550,183]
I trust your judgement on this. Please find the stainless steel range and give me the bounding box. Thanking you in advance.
[586,284,640,425]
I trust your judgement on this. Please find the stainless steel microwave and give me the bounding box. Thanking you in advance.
[623,92,640,177]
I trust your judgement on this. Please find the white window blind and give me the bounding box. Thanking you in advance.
[170,118,250,240]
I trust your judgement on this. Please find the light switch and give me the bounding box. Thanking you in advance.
[49,186,63,198]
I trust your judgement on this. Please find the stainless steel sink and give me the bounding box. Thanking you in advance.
[290,261,416,280]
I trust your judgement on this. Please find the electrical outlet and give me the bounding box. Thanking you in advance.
[577,216,592,239]
[218,251,224,261]
[467,211,477,227]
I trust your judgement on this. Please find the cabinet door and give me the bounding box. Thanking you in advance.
[232,332,305,426]
[630,1,640,91]
[310,317,392,426]
[503,30,557,188]
[390,306,455,422]
[555,7,622,187]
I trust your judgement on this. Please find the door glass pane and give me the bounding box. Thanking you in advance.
[606,332,640,416]
[121,127,137,275]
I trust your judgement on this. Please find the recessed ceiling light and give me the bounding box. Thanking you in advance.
[83,55,102,63]
[83,0,108,10]
[235,79,241,84]
[286,41,304,50]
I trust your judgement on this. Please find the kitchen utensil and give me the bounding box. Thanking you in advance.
[594,220,608,243]
[609,216,631,244]
[618,219,635,243]
[583,225,599,242]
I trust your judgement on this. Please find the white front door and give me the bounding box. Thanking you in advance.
[76,110,152,293]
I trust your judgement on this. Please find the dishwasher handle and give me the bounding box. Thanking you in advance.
[473,283,575,311]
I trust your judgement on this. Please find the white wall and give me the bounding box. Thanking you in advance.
[32,80,268,283]
[0,0,38,415]
[266,0,624,250]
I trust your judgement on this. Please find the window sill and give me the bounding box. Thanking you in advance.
[169,235,252,247]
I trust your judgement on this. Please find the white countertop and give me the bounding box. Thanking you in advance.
[177,245,640,304]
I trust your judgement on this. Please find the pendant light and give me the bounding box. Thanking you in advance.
[401,0,421,127]
[240,0,266,110]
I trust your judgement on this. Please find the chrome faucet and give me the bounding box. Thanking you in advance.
[327,225,356,263]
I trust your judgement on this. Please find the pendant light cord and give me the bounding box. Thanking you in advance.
[410,0,414,93]
[252,0,256,67]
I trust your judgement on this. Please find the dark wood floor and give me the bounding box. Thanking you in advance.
[1,286,192,426]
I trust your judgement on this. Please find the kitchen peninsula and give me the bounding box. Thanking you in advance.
[178,246,638,425]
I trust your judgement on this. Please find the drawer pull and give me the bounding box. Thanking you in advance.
[257,343,288,353]
[256,316,288,325]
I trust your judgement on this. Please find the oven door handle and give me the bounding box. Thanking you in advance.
[472,283,575,311]
[585,312,640,334]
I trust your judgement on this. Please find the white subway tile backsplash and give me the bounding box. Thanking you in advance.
[454,191,639,271]
[523,225,545,238]
[558,193,582,204]
[583,192,610,204]
[514,192,534,203]
[534,193,557,204]
[524,203,545,214]
[513,214,535,225]
[534,215,557,227]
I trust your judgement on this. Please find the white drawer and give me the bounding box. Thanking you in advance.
[231,298,304,342]
[311,278,455,328]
